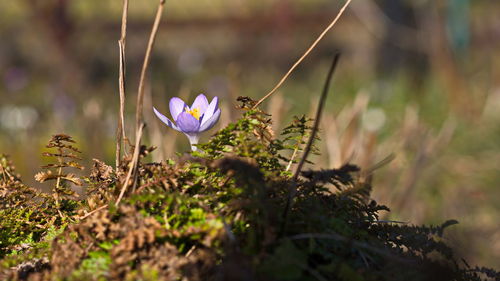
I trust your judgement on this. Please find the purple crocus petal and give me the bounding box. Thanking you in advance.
[169,97,186,120]
[190,94,209,114]
[200,96,218,126]
[153,107,180,131]
[176,112,201,133]
[199,108,221,132]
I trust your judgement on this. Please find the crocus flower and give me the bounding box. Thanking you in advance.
[153,94,221,151]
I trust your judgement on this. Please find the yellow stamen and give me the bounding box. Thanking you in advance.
[185,107,201,120]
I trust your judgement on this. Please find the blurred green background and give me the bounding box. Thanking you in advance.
[0,0,499,269]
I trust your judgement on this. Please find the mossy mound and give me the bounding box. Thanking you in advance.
[1,100,498,281]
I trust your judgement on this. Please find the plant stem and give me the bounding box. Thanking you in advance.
[135,0,166,134]
[285,143,301,172]
[116,0,129,169]
[116,123,145,206]
[280,54,340,236]
[186,134,200,151]
[55,147,64,218]
[253,0,351,108]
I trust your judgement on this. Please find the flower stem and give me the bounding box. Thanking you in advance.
[186,134,200,151]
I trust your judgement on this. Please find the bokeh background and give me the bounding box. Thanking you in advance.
[0,0,499,269]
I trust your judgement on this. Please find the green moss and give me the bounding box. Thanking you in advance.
[70,250,111,280]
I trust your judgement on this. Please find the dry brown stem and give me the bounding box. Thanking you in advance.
[79,204,109,220]
[117,0,164,205]
[253,0,352,108]
[116,0,129,169]
[135,0,166,133]
[293,54,340,183]
[281,54,341,235]
[116,123,145,206]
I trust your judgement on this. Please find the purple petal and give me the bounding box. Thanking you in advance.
[199,108,221,132]
[153,107,180,131]
[176,112,201,133]
[190,94,209,114]
[200,96,218,126]
[169,97,186,120]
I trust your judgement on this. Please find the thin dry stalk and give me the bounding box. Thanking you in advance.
[281,54,341,235]
[116,0,129,168]
[116,123,145,206]
[362,153,395,178]
[135,0,166,133]
[285,146,300,172]
[253,0,352,108]
[119,0,129,40]
[79,204,109,220]
[116,41,127,166]
[293,54,340,182]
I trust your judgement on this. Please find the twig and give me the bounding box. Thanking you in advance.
[79,204,109,220]
[293,54,340,189]
[135,0,166,133]
[285,145,300,172]
[185,245,197,257]
[119,0,129,41]
[116,0,129,168]
[253,0,352,108]
[116,123,145,206]
[119,0,164,205]
[280,54,341,236]
[362,153,395,177]
[54,147,64,218]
